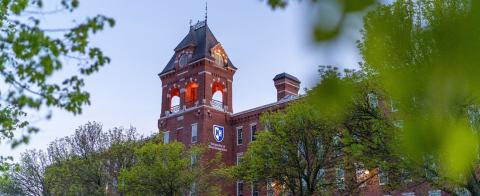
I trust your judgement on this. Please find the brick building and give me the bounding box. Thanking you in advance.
[157,20,458,196]
[157,20,302,195]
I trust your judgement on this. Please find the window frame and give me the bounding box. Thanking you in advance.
[236,126,243,145]
[163,131,170,144]
[236,181,244,196]
[179,53,189,67]
[191,123,198,143]
[251,182,259,196]
[428,190,441,196]
[250,123,257,142]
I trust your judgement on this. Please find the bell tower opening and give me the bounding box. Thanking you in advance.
[211,81,224,110]
[185,81,199,107]
[158,21,236,117]
[169,88,180,113]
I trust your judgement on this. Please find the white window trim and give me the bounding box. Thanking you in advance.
[236,126,243,145]
[236,154,243,165]
[236,181,243,196]
[377,168,388,186]
[250,123,257,142]
[428,190,441,196]
[191,123,198,143]
[251,183,259,196]
[163,131,170,144]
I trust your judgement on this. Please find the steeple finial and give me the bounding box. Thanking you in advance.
[205,0,208,23]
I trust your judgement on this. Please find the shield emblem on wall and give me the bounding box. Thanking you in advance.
[213,125,224,142]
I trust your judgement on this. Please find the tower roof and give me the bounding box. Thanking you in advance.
[160,21,236,75]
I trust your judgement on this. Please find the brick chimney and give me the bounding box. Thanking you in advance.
[273,73,301,101]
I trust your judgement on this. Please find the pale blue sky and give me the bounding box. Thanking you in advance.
[3,0,363,159]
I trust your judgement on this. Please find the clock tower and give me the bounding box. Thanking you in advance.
[157,20,237,166]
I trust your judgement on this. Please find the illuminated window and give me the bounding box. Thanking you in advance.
[214,52,224,66]
[185,82,198,104]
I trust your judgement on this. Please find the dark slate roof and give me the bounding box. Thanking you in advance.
[159,22,236,75]
[273,72,301,83]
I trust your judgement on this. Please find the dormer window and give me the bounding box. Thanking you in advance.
[179,54,188,68]
[214,52,224,67]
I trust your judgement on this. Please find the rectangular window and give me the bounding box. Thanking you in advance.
[237,127,243,145]
[189,182,197,196]
[402,192,415,196]
[379,168,388,185]
[267,179,273,196]
[317,169,326,191]
[355,164,367,187]
[455,188,471,196]
[391,98,398,112]
[336,168,345,190]
[251,124,257,141]
[236,154,243,165]
[163,131,170,144]
[252,183,259,196]
[237,181,243,196]
[333,135,342,157]
[402,169,412,183]
[191,154,198,167]
[191,123,198,143]
[368,93,378,108]
[428,190,441,196]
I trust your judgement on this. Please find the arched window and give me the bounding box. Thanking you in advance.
[185,82,198,106]
[214,52,224,67]
[212,91,222,102]
[211,82,224,110]
[170,88,181,113]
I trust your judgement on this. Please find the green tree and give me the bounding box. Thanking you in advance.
[119,140,222,196]
[359,0,480,194]
[233,70,398,195]
[0,0,114,170]
[2,122,140,195]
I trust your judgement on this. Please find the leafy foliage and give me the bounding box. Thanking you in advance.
[233,71,400,195]
[359,0,480,192]
[0,122,140,195]
[0,0,114,153]
[262,0,378,41]
[119,140,223,196]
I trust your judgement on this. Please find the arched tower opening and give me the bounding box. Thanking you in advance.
[185,81,199,107]
[169,88,180,113]
[211,82,224,110]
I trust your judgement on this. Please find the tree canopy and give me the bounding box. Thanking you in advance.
[0,0,114,167]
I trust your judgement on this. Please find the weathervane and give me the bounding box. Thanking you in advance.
[205,0,208,23]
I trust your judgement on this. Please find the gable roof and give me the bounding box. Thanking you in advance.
[159,22,236,75]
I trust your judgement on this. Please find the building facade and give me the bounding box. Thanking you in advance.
[157,20,455,196]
